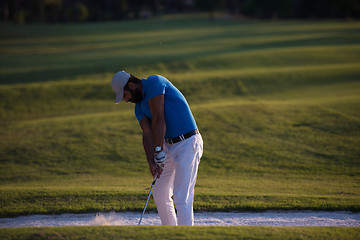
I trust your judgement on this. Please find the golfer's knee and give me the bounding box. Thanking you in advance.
[153,188,171,206]
[174,197,193,209]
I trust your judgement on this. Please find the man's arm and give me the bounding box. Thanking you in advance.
[148,94,166,150]
[139,117,157,177]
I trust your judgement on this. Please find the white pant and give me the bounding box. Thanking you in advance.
[153,133,203,225]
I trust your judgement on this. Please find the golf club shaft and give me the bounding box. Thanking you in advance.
[138,174,158,225]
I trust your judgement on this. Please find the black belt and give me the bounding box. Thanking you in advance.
[165,129,199,144]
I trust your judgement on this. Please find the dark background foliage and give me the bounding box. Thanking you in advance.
[1,0,359,24]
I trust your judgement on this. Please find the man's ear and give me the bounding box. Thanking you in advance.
[128,82,136,90]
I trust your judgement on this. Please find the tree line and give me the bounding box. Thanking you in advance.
[1,0,359,24]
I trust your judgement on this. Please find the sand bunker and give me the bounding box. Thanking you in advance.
[1,211,359,228]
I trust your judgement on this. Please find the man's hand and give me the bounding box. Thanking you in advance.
[154,150,166,165]
[149,160,164,178]
[154,150,166,178]
[149,161,158,178]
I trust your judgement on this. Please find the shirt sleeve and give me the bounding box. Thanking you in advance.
[146,75,166,100]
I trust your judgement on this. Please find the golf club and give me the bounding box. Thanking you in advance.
[138,174,158,225]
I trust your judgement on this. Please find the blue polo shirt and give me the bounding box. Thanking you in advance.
[135,75,197,139]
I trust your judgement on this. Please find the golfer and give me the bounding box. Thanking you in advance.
[111,71,203,225]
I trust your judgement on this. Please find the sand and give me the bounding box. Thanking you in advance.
[1,211,359,228]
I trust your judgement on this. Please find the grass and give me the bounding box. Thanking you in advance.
[0,16,360,222]
[1,190,358,217]
[1,226,360,240]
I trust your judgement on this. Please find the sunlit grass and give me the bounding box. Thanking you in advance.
[1,226,359,240]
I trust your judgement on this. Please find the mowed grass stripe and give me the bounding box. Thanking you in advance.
[1,19,358,43]
[0,30,353,55]
[1,45,358,84]
[2,80,359,128]
[1,57,359,89]
[173,62,360,81]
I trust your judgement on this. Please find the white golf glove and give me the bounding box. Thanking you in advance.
[154,150,166,167]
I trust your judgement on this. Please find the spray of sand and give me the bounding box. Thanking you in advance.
[90,212,119,226]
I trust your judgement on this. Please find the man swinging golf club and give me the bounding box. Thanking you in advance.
[111,71,203,225]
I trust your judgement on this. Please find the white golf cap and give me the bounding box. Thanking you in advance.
[111,71,131,104]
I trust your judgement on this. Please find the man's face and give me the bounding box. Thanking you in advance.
[123,87,142,103]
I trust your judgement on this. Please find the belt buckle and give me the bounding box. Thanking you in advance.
[179,135,185,141]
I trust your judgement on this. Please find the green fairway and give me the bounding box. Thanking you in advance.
[0,17,359,217]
